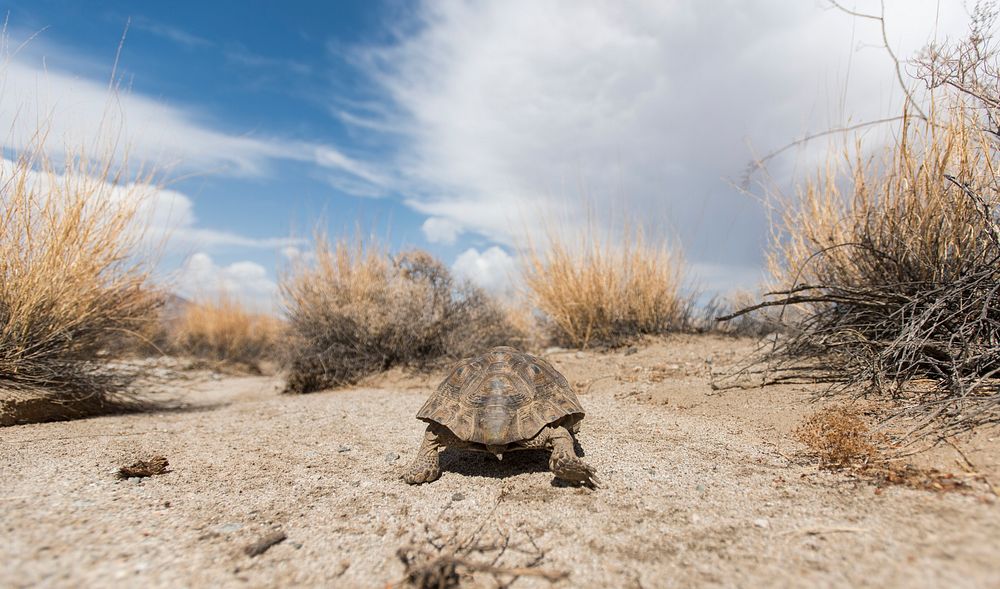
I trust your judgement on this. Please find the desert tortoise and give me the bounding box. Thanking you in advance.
[402,346,599,486]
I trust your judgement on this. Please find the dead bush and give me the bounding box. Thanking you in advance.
[0,146,161,425]
[166,293,283,373]
[723,12,1000,438]
[280,237,524,393]
[522,224,689,349]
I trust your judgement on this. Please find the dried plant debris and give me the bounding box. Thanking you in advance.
[396,501,567,589]
[117,455,169,479]
[244,531,287,557]
[795,406,986,493]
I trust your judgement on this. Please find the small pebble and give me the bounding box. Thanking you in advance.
[213,522,244,534]
[624,347,639,356]
[338,445,351,453]
[754,518,770,529]
[385,452,400,463]
[695,484,705,492]
[452,492,466,502]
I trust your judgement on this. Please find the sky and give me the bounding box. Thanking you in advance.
[0,0,975,309]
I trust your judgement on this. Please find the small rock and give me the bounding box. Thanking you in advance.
[753,518,770,529]
[244,531,287,557]
[451,492,466,502]
[575,351,587,359]
[690,513,701,524]
[695,484,705,492]
[385,452,400,463]
[337,445,351,453]
[624,347,639,356]
[213,522,244,534]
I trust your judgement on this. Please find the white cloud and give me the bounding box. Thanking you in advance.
[175,252,278,310]
[421,216,462,244]
[132,17,213,49]
[362,0,972,291]
[452,246,517,295]
[0,155,303,253]
[0,35,381,197]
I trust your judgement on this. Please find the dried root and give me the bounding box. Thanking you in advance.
[395,498,567,589]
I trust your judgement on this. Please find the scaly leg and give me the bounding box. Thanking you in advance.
[536,426,600,487]
[402,425,443,484]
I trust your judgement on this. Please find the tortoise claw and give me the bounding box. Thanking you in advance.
[551,453,600,488]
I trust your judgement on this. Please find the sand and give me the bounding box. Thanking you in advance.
[2,335,998,588]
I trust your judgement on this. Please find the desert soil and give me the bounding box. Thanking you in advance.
[2,335,999,588]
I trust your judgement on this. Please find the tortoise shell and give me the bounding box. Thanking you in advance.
[416,346,585,446]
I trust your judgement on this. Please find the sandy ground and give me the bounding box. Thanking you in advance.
[2,335,999,588]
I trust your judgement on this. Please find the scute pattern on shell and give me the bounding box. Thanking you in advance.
[416,346,585,445]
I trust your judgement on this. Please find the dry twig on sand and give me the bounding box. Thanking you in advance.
[394,494,567,589]
[116,456,169,479]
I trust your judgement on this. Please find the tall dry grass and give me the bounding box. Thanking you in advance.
[522,225,688,348]
[280,236,524,393]
[726,102,1000,436]
[0,146,162,425]
[167,294,283,372]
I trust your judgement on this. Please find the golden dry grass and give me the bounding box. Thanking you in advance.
[768,107,998,292]
[795,405,879,469]
[280,235,524,393]
[168,294,283,372]
[0,144,161,423]
[734,95,1000,437]
[522,224,688,348]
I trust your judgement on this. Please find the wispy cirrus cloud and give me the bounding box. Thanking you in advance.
[131,17,212,49]
[2,30,382,197]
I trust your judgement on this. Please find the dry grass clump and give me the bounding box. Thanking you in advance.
[0,148,161,425]
[280,237,524,393]
[795,405,880,469]
[795,406,980,493]
[167,294,283,373]
[727,106,1000,437]
[722,13,1000,438]
[522,226,688,348]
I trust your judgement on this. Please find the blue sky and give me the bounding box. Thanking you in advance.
[1,1,973,309]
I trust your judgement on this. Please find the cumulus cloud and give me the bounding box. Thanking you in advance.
[0,155,303,254]
[175,253,278,310]
[421,216,462,244]
[360,0,972,291]
[452,246,518,295]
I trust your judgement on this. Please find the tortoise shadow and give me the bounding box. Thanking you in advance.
[440,448,550,479]
[438,439,590,481]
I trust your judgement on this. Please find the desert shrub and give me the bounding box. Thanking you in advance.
[696,292,779,337]
[723,11,1000,437]
[522,225,688,348]
[167,294,283,372]
[280,237,524,393]
[732,106,1000,436]
[0,148,161,425]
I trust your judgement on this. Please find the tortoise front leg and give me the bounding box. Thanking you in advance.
[402,425,443,484]
[537,426,600,487]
